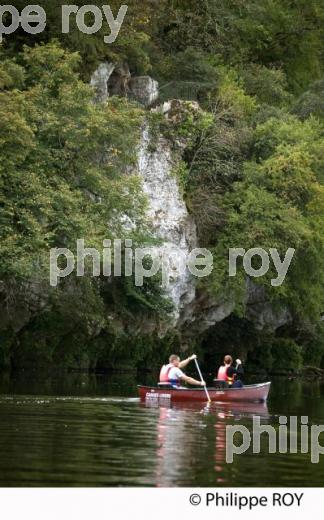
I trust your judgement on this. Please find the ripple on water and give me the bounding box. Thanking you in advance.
[0,383,324,486]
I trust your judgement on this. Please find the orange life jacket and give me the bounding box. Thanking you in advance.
[159,364,180,386]
[159,364,173,383]
[217,365,235,385]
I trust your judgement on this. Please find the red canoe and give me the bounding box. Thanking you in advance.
[138,382,271,403]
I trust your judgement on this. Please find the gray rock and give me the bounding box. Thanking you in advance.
[90,62,115,102]
[130,76,159,107]
[245,279,292,331]
[138,125,197,327]
[91,64,159,107]
[179,296,235,337]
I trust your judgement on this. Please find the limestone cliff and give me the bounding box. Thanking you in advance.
[90,63,293,338]
[138,124,197,327]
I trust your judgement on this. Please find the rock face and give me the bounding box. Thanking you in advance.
[90,62,115,102]
[138,125,197,327]
[245,279,292,331]
[90,63,159,107]
[137,103,293,336]
[129,76,159,107]
[177,277,292,337]
[178,295,236,337]
[89,64,293,337]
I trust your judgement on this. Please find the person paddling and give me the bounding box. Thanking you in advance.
[217,355,244,388]
[159,354,206,388]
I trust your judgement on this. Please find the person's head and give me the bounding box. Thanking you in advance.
[169,354,180,367]
[224,355,233,366]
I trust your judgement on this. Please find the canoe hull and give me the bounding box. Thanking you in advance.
[138,382,271,403]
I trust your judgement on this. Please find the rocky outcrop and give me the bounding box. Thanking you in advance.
[138,124,197,327]
[245,279,292,331]
[129,76,159,107]
[154,99,200,122]
[177,280,292,336]
[90,62,115,102]
[178,294,235,337]
[90,63,159,107]
[89,65,293,338]
[137,101,293,336]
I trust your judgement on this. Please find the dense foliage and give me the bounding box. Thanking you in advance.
[0,1,324,371]
[0,42,172,369]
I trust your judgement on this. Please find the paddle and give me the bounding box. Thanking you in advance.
[194,358,211,403]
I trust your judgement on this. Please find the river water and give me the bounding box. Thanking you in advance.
[0,372,324,487]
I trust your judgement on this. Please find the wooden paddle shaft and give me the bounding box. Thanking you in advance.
[194,359,211,402]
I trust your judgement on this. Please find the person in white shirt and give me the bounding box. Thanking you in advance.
[159,354,205,388]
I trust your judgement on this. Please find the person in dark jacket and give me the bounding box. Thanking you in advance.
[217,355,244,388]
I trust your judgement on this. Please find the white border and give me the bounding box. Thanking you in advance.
[0,488,321,519]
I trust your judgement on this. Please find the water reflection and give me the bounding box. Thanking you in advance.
[143,399,269,487]
[0,372,324,486]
